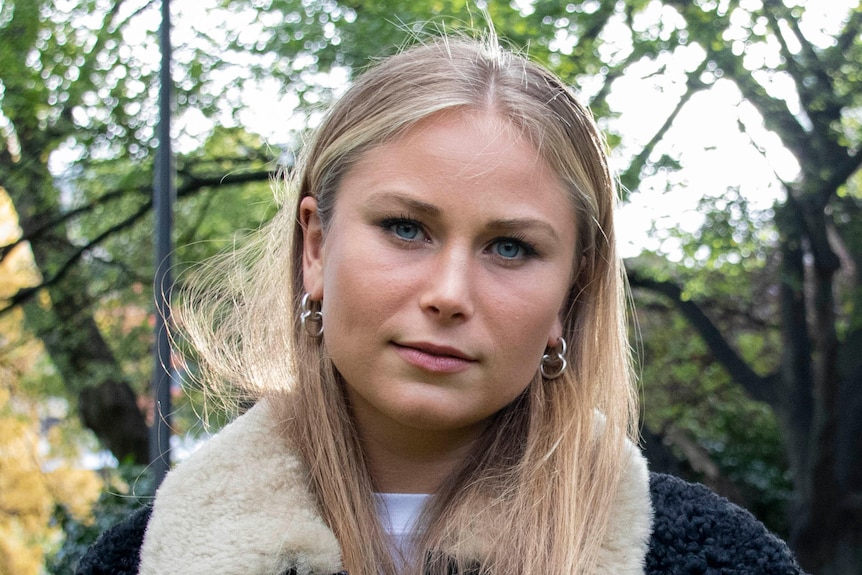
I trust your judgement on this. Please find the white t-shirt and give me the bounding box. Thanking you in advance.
[374,492,431,571]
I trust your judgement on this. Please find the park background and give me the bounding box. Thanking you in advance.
[1,0,860,573]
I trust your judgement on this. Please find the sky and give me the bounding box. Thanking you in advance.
[22,0,857,468]
[608,0,855,258]
[49,0,857,262]
[612,71,793,259]
[169,0,857,260]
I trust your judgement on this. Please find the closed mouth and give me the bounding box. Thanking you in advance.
[394,342,476,361]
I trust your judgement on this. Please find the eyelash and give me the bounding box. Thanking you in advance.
[380,215,428,244]
[490,234,539,260]
[378,215,540,261]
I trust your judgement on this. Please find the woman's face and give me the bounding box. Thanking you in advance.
[301,111,577,442]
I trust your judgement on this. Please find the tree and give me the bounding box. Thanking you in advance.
[2,1,860,573]
[0,0,281,464]
[619,3,862,571]
[0,190,103,574]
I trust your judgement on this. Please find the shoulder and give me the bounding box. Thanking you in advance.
[646,472,806,574]
[75,505,151,575]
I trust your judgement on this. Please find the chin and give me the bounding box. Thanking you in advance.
[392,403,493,434]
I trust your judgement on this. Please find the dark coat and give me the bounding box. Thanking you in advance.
[76,402,805,574]
[77,472,806,575]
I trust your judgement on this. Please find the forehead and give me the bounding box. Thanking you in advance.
[332,111,577,241]
[344,111,569,204]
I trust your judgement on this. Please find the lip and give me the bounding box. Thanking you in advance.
[392,341,477,374]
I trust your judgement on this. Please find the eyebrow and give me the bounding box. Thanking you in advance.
[365,192,442,218]
[365,192,562,243]
[486,218,561,243]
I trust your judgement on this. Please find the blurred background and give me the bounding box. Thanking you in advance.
[1,0,860,573]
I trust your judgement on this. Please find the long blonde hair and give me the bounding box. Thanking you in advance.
[175,36,637,575]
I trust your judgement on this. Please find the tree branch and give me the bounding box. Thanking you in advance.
[826,150,862,201]
[0,185,148,265]
[627,267,780,406]
[177,168,275,193]
[763,3,834,108]
[835,7,862,55]
[619,58,709,192]
[1,157,278,267]
[0,167,275,315]
[663,0,815,165]
[0,201,153,315]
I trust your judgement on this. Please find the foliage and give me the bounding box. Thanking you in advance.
[1,0,861,573]
[45,464,154,574]
[634,291,792,534]
[0,417,103,575]
[0,345,103,575]
[0,190,104,575]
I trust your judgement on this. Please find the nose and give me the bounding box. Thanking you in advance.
[419,247,474,322]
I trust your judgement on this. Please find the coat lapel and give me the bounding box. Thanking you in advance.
[140,400,651,574]
[139,402,343,575]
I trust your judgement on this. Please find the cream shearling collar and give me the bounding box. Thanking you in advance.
[139,401,652,574]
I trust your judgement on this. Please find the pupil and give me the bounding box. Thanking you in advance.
[499,242,519,257]
[397,223,417,239]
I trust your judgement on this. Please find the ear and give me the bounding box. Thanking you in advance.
[547,316,564,350]
[299,196,324,299]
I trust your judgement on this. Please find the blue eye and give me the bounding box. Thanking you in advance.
[493,239,526,259]
[381,217,425,242]
[393,222,420,239]
[488,237,539,262]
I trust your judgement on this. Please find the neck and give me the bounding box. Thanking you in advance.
[365,427,482,494]
[349,397,486,494]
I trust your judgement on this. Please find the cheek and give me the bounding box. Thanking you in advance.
[488,277,565,338]
[320,244,409,336]
[486,296,561,372]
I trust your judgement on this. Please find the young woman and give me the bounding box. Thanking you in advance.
[78,37,805,575]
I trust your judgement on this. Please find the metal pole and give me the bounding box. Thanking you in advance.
[151,0,174,488]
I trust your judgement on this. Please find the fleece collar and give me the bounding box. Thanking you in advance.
[139,401,652,575]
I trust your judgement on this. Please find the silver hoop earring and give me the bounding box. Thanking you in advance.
[300,293,324,338]
[540,337,567,379]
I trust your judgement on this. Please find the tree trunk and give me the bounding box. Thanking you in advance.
[775,195,862,575]
[789,334,862,573]
[629,203,862,573]
[1,140,149,465]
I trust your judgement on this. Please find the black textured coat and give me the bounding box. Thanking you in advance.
[77,473,805,575]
